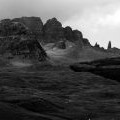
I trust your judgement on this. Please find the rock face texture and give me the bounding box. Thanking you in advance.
[64,26,73,41]
[0,16,92,60]
[12,17,43,37]
[0,19,28,36]
[82,38,91,46]
[0,36,47,61]
[55,41,66,49]
[10,39,47,61]
[0,17,47,61]
[43,18,91,47]
[43,18,64,43]
[0,17,91,47]
[72,30,83,41]
[107,41,112,49]
[94,42,100,48]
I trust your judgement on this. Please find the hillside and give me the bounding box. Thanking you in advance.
[46,44,120,65]
[0,16,120,120]
[0,17,119,65]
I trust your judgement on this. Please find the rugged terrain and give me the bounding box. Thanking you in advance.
[0,17,120,120]
[0,60,120,120]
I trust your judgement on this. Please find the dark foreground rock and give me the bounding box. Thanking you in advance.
[70,57,120,82]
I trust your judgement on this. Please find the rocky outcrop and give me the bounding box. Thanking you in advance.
[94,42,100,48]
[107,41,112,49]
[0,36,47,61]
[0,17,47,61]
[82,38,91,46]
[72,30,83,41]
[0,17,43,37]
[64,26,73,41]
[43,18,64,43]
[0,17,91,47]
[12,17,43,37]
[43,18,91,47]
[10,39,47,61]
[0,17,93,59]
[55,40,66,49]
[0,19,28,36]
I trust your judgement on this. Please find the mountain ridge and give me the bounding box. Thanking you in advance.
[0,16,119,64]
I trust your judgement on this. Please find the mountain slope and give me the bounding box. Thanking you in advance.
[46,44,120,65]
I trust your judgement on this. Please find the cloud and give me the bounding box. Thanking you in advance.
[98,9,120,26]
[0,0,119,21]
[63,1,120,48]
[0,0,120,48]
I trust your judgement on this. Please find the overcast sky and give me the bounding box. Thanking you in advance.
[0,0,120,48]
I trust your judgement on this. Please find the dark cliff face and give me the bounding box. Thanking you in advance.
[0,36,47,61]
[64,26,73,41]
[55,40,66,49]
[0,17,47,61]
[82,38,91,46]
[0,19,28,36]
[10,39,47,61]
[73,30,83,41]
[0,16,92,59]
[12,17,43,37]
[0,17,91,47]
[43,18,64,43]
[43,18,91,47]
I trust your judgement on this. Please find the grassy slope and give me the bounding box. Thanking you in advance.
[0,60,120,120]
[46,45,120,65]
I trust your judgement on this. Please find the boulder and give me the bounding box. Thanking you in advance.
[82,38,91,46]
[73,30,83,41]
[55,40,66,49]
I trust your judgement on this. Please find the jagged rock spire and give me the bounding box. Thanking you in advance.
[94,42,100,48]
[107,41,112,49]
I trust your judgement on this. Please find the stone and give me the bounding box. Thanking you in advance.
[0,19,28,36]
[10,39,47,61]
[107,41,112,49]
[94,42,100,48]
[64,26,73,41]
[73,30,83,41]
[0,17,93,59]
[43,18,64,43]
[82,38,91,46]
[12,17,43,37]
[55,40,66,49]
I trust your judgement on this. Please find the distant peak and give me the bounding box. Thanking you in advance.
[49,17,58,21]
[45,17,62,25]
[107,41,112,49]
